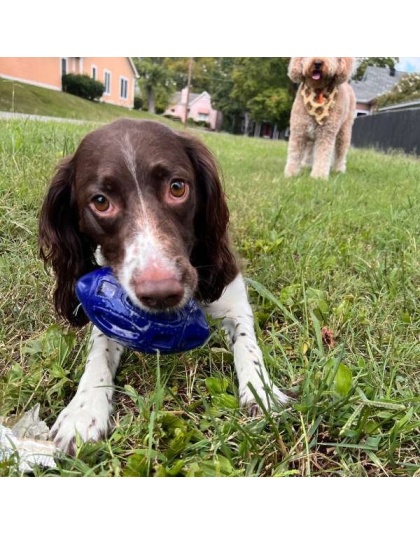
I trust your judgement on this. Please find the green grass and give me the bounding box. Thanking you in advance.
[1,117,420,477]
[0,76,167,123]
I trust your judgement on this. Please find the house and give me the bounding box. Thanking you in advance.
[352,66,405,116]
[164,88,222,130]
[0,57,139,109]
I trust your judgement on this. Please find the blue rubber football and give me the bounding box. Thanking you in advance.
[75,268,210,354]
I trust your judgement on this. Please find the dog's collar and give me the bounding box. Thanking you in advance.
[300,82,338,125]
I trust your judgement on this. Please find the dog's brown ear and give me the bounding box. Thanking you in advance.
[178,132,239,304]
[39,156,97,326]
[336,57,356,84]
[288,57,304,83]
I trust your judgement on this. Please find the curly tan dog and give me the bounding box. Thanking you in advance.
[284,57,356,180]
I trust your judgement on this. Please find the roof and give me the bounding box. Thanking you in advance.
[128,58,139,78]
[171,90,210,105]
[352,66,405,104]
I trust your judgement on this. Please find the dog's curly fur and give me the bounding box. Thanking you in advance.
[284,57,356,180]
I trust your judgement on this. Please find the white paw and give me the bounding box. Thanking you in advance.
[50,390,113,455]
[240,382,291,417]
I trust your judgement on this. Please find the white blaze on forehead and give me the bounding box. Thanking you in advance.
[119,133,152,227]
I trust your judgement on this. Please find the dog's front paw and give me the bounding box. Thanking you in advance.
[50,391,113,455]
[240,383,291,417]
[284,165,300,178]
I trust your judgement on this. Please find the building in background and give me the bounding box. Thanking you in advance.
[164,87,223,130]
[352,66,405,116]
[0,57,139,108]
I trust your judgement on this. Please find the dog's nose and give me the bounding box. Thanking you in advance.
[314,60,323,69]
[135,279,184,309]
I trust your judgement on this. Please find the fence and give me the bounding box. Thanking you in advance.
[351,109,420,157]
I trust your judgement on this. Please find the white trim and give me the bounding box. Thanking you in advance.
[91,64,98,81]
[0,73,61,91]
[128,57,139,78]
[80,57,84,74]
[119,75,128,99]
[103,69,111,95]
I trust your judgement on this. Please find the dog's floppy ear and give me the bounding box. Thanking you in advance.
[288,57,304,83]
[178,132,239,304]
[336,57,356,84]
[38,156,97,326]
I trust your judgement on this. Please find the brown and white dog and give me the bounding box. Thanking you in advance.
[284,57,356,179]
[39,118,289,455]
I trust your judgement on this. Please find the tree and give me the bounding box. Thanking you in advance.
[164,57,224,94]
[376,72,420,108]
[355,57,399,80]
[133,57,175,114]
[230,57,292,134]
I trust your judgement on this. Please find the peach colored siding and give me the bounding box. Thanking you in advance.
[0,57,62,90]
[80,58,136,108]
[0,57,137,108]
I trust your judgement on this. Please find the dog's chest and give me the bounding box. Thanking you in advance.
[305,122,317,140]
[301,84,338,126]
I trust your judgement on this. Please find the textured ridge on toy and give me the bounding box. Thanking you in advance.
[75,267,210,354]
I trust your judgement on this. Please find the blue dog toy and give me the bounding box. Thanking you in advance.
[75,268,210,354]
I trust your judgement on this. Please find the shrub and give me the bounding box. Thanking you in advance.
[186,118,209,128]
[133,96,143,110]
[62,74,105,101]
[377,73,420,108]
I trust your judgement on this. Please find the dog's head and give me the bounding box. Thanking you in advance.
[39,119,238,326]
[288,57,356,88]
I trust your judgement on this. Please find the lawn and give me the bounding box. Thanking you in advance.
[0,116,419,477]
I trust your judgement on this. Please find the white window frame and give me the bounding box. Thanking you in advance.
[91,64,97,81]
[120,76,128,99]
[104,70,111,95]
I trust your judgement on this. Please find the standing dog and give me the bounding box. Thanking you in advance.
[39,118,289,455]
[284,57,356,179]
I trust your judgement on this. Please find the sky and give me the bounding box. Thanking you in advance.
[396,57,420,73]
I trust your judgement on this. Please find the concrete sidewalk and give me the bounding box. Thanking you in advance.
[0,111,90,124]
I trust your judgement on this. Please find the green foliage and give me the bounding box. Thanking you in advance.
[62,73,104,101]
[133,58,175,113]
[231,57,293,129]
[355,57,399,80]
[1,118,420,477]
[133,96,143,110]
[377,73,420,108]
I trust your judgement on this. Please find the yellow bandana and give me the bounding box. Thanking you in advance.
[300,83,338,125]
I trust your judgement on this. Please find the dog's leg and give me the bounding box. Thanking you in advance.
[204,274,290,416]
[332,120,353,173]
[284,129,305,178]
[310,132,337,179]
[50,327,124,455]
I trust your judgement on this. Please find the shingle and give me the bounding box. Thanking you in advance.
[352,66,405,103]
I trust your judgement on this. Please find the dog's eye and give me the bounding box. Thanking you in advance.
[92,195,110,212]
[169,180,187,198]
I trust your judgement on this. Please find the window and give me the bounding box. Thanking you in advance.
[104,70,111,95]
[120,77,128,99]
[61,57,68,76]
[92,66,97,80]
[198,112,209,121]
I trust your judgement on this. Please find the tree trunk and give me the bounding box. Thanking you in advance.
[147,88,155,114]
[243,112,250,136]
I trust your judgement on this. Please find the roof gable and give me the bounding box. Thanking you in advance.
[352,66,405,103]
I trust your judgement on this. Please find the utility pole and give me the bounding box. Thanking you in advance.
[183,57,193,127]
